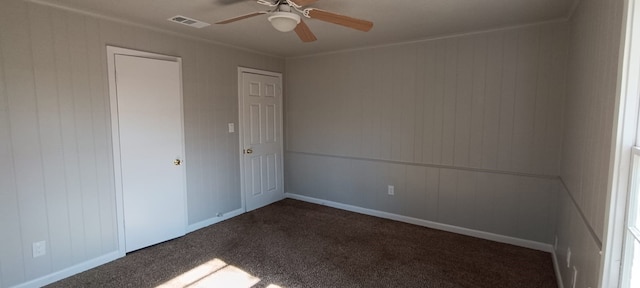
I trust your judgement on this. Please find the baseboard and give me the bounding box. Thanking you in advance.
[187,208,245,233]
[11,209,245,288]
[285,193,554,253]
[12,250,122,288]
[551,249,565,288]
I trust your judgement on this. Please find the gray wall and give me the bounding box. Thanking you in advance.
[285,22,568,244]
[0,0,283,287]
[556,0,625,287]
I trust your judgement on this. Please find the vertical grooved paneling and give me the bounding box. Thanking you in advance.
[481,32,503,170]
[413,44,425,163]
[436,169,457,224]
[206,45,218,213]
[1,0,284,285]
[532,26,552,175]
[441,39,458,166]
[28,3,71,272]
[546,25,567,176]
[557,0,624,286]
[453,37,474,167]
[0,2,26,284]
[351,52,364,158]
[400,46,416,162]
[492,174,519,235]
[68,11,103,260]
[286,23,565,176]
[379,48,394,160]
[285,22,567,249]
[511,29,540,171]
[420,42,436,164]
[496,31,518,171]
[2,0,51,280]
[562,0,622,241]
[51,8,87,265]
[360,51,376,158]
[469,36,487,168]
[84,17,106,258]
[85,16,116,254]
[431,41,446,164]
[404,165,427,219]
[474,172,494,232]
[456,170,478,228]
[512,28,540,173]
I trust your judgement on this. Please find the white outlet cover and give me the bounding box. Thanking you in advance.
[228,123,235,133]
[387,185,395,195]
[32,241,46,258]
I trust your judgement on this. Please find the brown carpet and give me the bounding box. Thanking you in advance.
[47,199,557,288]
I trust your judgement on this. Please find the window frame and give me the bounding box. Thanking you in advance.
[621,147,640,287]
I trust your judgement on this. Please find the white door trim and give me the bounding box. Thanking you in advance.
[237,67,284,212]
[106,46,187,256]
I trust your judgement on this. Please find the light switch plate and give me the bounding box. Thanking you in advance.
[228,123,235,133]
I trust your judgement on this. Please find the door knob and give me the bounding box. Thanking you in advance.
[245,148,253,154]
[173,159,182,166]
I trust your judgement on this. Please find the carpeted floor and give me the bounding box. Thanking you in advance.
[47,199,557,288]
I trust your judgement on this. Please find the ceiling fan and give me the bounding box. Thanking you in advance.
[215,0,373,42]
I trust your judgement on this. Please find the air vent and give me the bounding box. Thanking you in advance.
[168,15,210,28]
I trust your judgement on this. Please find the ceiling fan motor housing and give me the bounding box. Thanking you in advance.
[268,11,301,32]
[216,0,373,42]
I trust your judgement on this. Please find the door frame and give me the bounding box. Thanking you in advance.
[237,67,284,212]
[106,46,187,255]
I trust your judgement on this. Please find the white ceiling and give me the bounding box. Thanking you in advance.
[31,0,577,57]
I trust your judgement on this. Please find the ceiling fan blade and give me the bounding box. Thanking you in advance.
[306,8,373,32]
[294,19,317,42]
[289,0,319,6]
[216,0,249,5]
[215,11,268,24]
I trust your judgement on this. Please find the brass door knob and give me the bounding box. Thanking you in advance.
[174,159,182,166]
[246,148,253,154]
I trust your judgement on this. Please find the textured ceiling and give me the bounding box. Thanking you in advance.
[30,0,577,57]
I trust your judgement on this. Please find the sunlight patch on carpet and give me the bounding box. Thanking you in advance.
[156,258,260,288]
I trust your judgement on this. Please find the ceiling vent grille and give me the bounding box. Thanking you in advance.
[168,15,210,28]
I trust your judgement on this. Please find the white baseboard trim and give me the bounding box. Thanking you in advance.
[13,208,249,288]
[551,249,565,288]
[285,193,554,253]
[12,250,123,288]
[12,209,246,288]
[187,208,245,233]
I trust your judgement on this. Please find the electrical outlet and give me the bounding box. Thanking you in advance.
[571,266,578,288]
[32,241,46,258]
[567,247,572,268]
[387,185,395,195]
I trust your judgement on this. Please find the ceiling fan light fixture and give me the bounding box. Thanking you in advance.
[268,12,301,32]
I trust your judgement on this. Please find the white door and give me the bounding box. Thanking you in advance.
[240,71,284,211]
[114,54,186,252]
